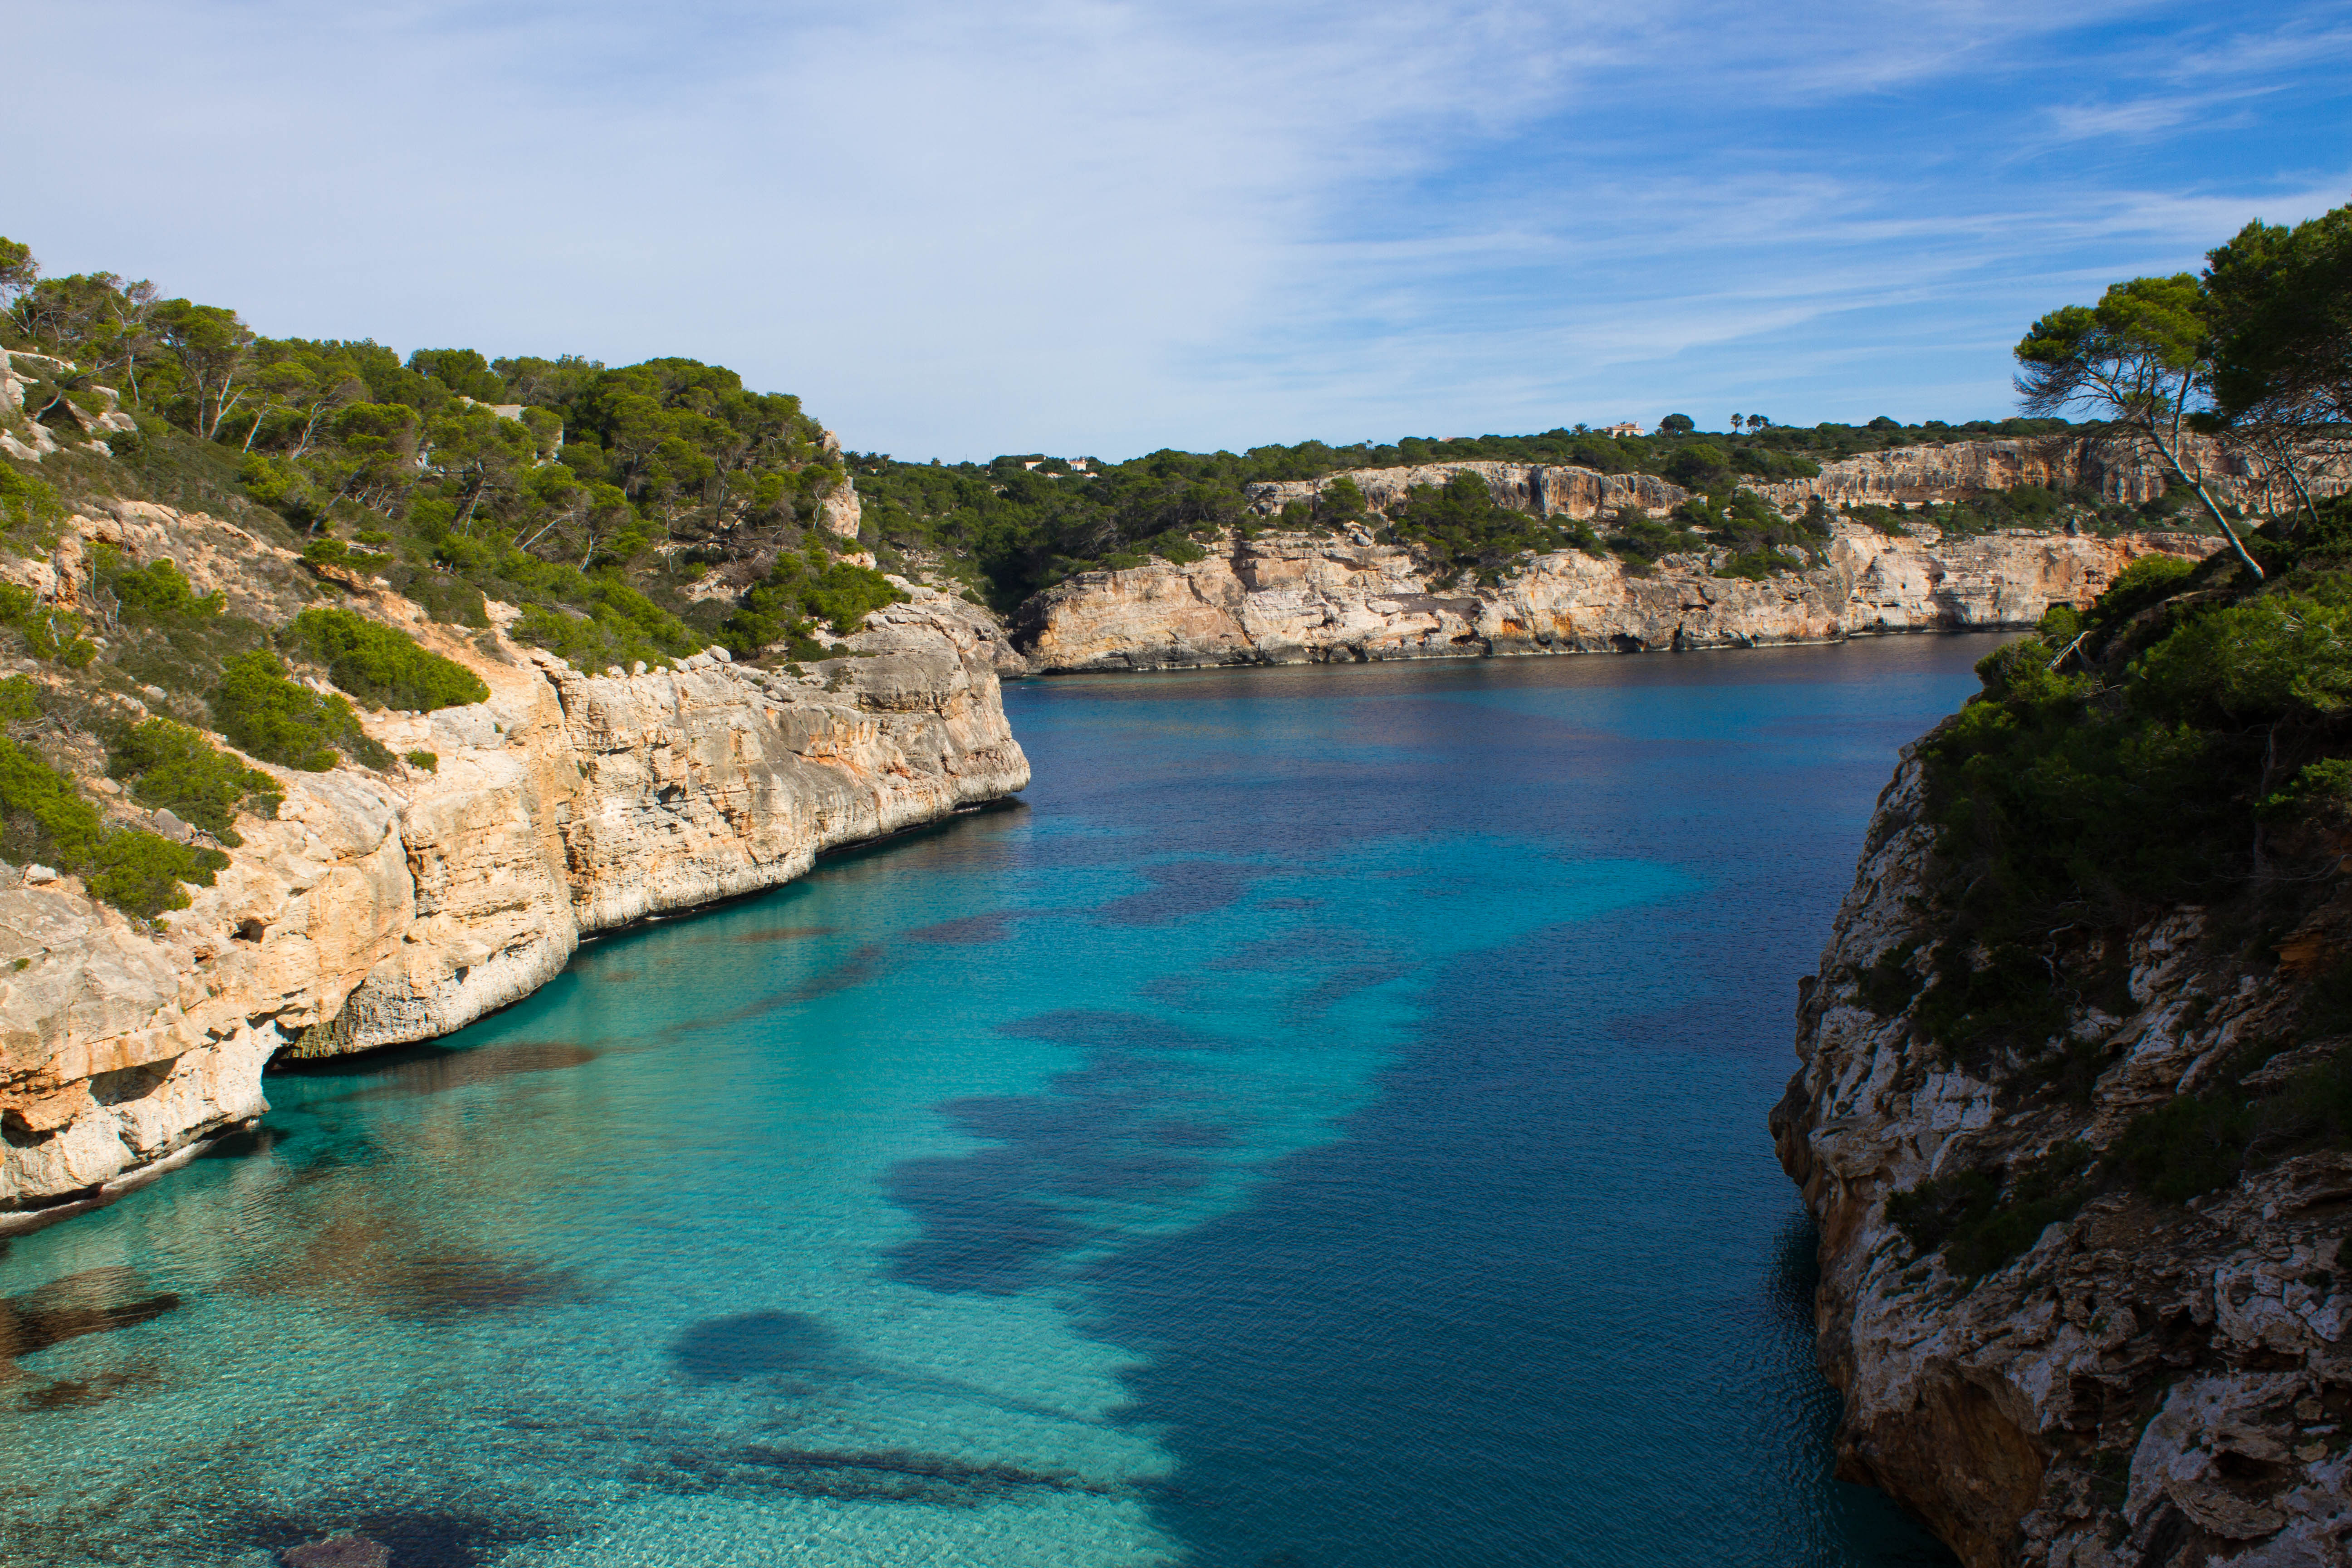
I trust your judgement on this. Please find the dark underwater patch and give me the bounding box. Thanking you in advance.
[654,1442,1112,1506]
[18,1358,162,1411]
[668,1310,850,1383]
[376,1254,584,1321]
[904,913,1016,945]
[723,924,836,945]
[1091,861,1253,926]
[786,941,891,998]
[229,1501,559,1568]
[326,1041,598,1103]
[197,1124,283,1160]
[0,1267,181,1374]
[883,1018,1230,1294]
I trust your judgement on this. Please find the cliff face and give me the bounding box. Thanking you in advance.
[1241,437,2345,521]
[0,510,1027,1229]
[1016,522,2217,673]
[1009,436,2326,674]
[1771,757,2352,1568]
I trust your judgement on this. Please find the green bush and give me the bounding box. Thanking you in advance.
[0,737,226,918]
[0,465,64,536]
[720,551,908,659]
[0,675,41,722]
[280,607,489,711]
[1885,1143,2092,1278]
[2113,1091,2256,1203]
[404,749,438,772]
[108,718,283,845]
[210,650,392,770]
[2260,756,2352,823]
[86,831,230,920]
[0,582,96,665]
[99,549,225,621]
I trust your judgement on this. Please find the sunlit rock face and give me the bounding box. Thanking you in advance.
[0,508,1027,1224]
[1016,521,2217,673]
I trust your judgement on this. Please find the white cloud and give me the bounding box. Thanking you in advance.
[2,0,2346,456]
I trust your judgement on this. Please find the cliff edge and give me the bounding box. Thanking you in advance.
[0,505,1027,1229]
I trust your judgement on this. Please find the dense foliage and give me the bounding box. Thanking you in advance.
[279,608,489,712]
[209,650,392,770]
[0,736,228,918]
[846,415,2087,608]
[107,718,283,845]
[1,242,867,671]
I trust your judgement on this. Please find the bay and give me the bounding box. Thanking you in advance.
[0,637,1991,1567]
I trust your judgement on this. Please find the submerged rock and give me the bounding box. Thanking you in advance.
[279,1534,390,1568]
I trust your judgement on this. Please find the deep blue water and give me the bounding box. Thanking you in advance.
[0,639,1991,1568]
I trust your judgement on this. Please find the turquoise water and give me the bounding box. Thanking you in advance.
[0,640,1990,1568]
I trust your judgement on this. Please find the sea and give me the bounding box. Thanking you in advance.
[0,636,1998,1568]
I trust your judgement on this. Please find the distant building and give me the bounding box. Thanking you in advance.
[1601,422,1643,438]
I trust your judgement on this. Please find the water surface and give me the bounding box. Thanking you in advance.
[0,639,1992,1567]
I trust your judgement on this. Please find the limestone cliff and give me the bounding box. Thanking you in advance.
[1016,521,2217,673]
[1007,436,2333,673]
[1772,755,2352,1568]
[0,507,1027,1229]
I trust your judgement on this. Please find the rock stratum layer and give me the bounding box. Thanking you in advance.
[1017,522,2218,673]
[1773,757,2352,1568]
[0,510,1027,1227]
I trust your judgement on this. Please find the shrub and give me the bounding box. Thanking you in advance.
[0,466,64,536]
[108,718,283,845]
[0,583,96,665]
[99,549,225,621]
[2113,1091,2257,1202]
[721,551,908,659]
[210,650,392,770]
[281,608,489,711]
[1885,1143,2092,1277]
[404,749,438,771]
[0,737,226,918]
[0,675,41,722]
[86,831,230,920]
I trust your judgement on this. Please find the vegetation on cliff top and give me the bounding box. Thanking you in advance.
[1883,202,2352,1277]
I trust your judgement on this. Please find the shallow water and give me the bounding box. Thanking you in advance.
[0,639,1992,1568]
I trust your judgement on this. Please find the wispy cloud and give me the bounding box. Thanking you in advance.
[2,0,2346,456]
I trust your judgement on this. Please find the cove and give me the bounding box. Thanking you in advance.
[0,637,1991,1568]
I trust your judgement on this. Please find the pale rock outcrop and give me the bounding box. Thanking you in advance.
[1771,756,2352,1568]
[1018,523,2217,673]
[0,516,1028,1226]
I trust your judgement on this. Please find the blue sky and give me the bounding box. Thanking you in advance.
[6,1,2348,460]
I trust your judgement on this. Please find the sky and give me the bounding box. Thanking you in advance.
[5,1,2349,461]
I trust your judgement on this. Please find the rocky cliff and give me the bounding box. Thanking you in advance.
[1016,521,2217,673]
[1772,757,2352,1568]
[1007,436,2336,674]
[1240,436,2344,521]
[0,506,1028,1230]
